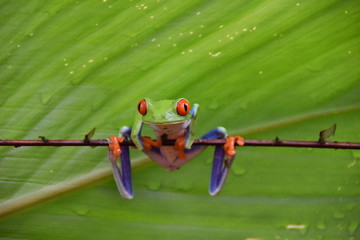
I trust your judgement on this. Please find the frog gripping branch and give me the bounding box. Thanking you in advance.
[1,103,359,203]
[107,98,244,199]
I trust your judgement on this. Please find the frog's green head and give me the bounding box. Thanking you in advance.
[137,98,192,124]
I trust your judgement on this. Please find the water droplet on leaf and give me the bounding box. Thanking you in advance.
[39,92,52,104]
[209,99,219,110]
[176,180,192,192]
[74,205,90,216]
[333,209,345,219]
[146,179,161,191]
[348,221,359,235]
[346,203,356,210]
[316,220,326,230]
[231,164,246,176]
[351,150,360,160]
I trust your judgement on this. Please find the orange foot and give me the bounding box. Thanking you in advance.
[108,136,125,160]
[141,136,162,150]
[174,136,186,159]
[223,136,245,159]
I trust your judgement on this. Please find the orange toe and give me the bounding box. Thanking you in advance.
[174,136,186,159]
[141,136,162,150]
[108,136,124,157]
[223,136,244,159]
[235,136,245,146]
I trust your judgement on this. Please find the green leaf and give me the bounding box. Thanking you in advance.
[1,0,359,239]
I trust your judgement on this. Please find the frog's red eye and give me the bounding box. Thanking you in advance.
[138,99,147,115]
[176,99,190,116]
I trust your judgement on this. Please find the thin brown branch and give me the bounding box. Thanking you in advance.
[0,139,359,149]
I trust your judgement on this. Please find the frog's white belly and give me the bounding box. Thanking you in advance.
[143,121,200,171]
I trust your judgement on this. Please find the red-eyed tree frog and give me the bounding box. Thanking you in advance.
[108,98,244,199]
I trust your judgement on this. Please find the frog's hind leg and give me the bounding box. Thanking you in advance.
[186,127,234,195]
[108,126,133,199]
[183,127,226,158]
[203,127,236,196]
[209,142,232,196]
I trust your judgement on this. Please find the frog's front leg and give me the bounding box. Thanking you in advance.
[108,126,133,199]
[197,127,244,196]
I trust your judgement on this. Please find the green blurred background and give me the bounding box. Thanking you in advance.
[0,0,359,239]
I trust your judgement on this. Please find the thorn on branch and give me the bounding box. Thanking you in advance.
[84,128,96,143]
[274,136,282,144]
[319,124,336,144]
[0,136,360,149]
[38,136,49,142]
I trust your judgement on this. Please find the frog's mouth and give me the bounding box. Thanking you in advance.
[144,120,190,136]
[143,120,187,126]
